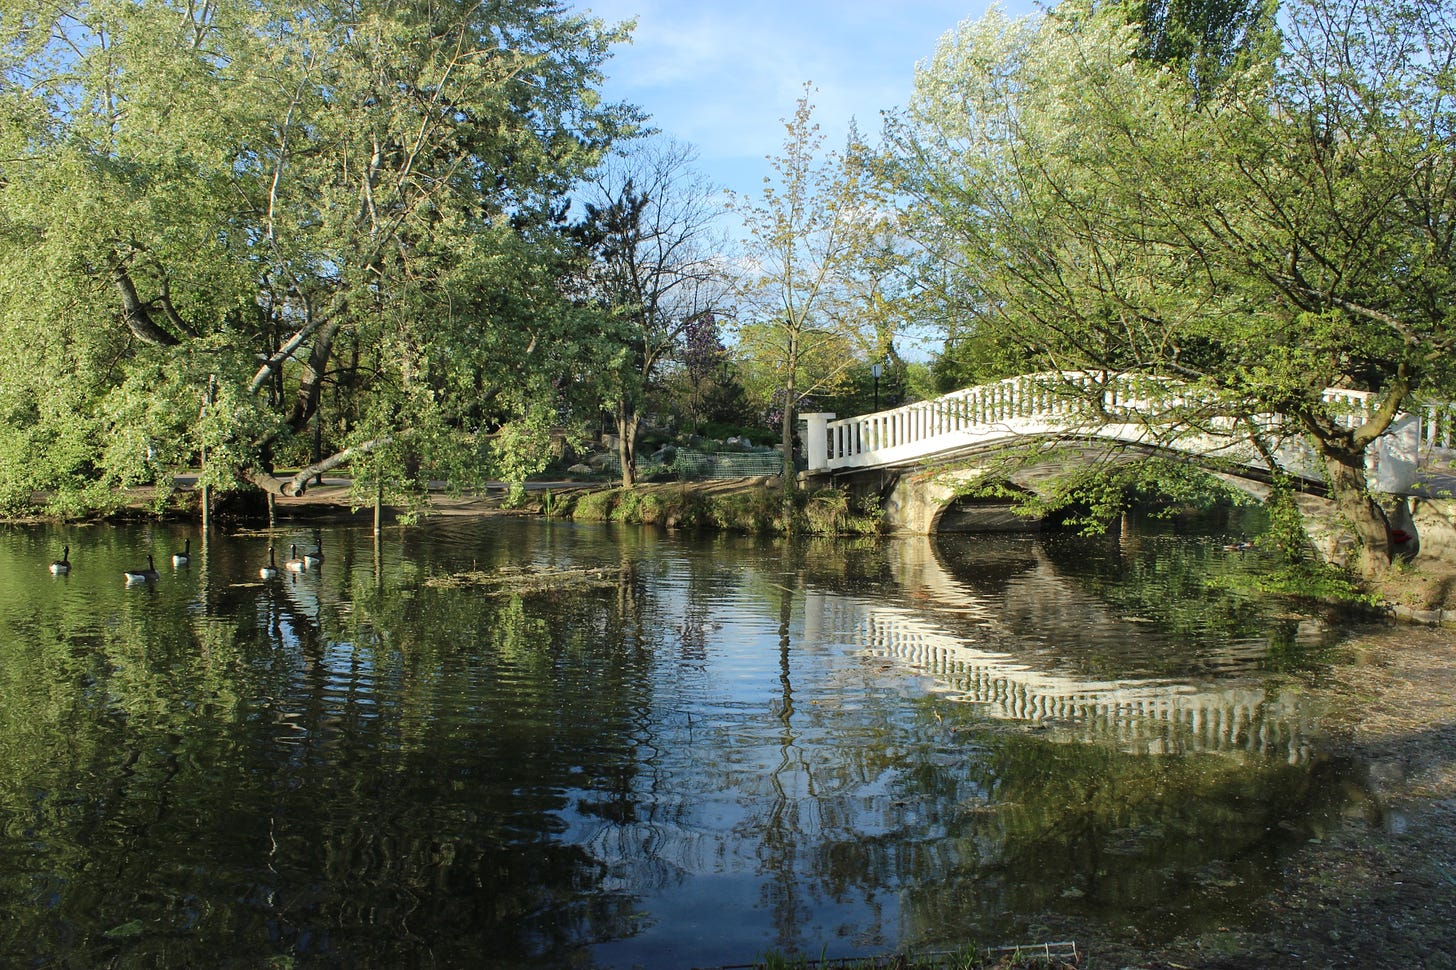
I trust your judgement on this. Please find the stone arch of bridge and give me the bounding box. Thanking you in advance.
[818,438,1301,535]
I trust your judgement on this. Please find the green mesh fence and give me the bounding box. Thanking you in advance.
[609,450,788,480]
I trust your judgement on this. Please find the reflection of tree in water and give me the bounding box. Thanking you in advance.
[790,698,1363,950]
[925,530,1337,680]
[760,573,813,953]
[675,604,712,663]
[0,521,1375,967]
[0,544,676,968]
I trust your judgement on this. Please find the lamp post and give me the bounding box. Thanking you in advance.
[871,362,882,411]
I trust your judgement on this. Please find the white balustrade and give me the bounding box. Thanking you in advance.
[799,370,1447,495]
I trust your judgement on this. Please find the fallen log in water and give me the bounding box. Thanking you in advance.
[425,564,622,594]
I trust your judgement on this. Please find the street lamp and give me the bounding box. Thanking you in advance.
[871,362,883,411]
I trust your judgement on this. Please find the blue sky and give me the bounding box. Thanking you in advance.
[568,0,1034,219]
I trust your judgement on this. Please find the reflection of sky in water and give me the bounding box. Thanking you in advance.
[0,518,1366,969]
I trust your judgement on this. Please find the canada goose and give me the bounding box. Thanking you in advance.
[303,544,324,566]
[259,545,278,579]
[49,545,70,575]
[124,554,160,584]
[172,538,191,567]
[284,543,306,571]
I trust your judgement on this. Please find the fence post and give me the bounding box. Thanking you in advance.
[800,413,836,471]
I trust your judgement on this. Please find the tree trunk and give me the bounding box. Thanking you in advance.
[781,334,799,490]
[780,393,796,486]
[109,254,181,346]
[1321,445,1393,578]
[616,401,639,488]
[287,319,341,434]
[779,338,799,534]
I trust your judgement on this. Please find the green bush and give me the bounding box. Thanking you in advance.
[570,489,619,522]
[705,488,787,533]
[563,482,883,536]
[801,487,884,536]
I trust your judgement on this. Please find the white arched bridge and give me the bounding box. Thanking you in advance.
[801,371,1454,494]
[800,372,1456,533]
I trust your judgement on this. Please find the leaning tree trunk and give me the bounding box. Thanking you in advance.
[1322,444,1394,578]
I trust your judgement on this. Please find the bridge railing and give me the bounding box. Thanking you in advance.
[803,371,1444,494]
[1421,401,1456,453]
[816,371,1219,469]
[820,595,1319,762]
[824,372,1085,463]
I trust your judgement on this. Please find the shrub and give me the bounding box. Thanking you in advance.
[570,489,619,522]
[801,487,884,536]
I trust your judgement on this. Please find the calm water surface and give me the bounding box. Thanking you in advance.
[0,516,1377,968]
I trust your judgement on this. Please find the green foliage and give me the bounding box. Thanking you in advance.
[1252,562,1379,608]
[563,482,882,535]
[1259,482,1313,565]
[0,0,640,515]
[567,488,619,522]
[488,401,568,506]
[889,0,1456,575]
[1008,458,1254,534]
[730,89,900,481]
[703,487,789,533]
[568,139,731,485]
[1132,0,1275,100]
[801,487,884,536]
[1247,485,1380,605]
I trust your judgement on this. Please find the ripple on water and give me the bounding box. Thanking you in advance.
[0,517,1375,969]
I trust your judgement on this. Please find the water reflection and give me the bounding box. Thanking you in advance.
[852,537,1322,763]
[0,518,1373,968]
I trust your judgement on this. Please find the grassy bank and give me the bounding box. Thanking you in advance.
[542,477,885,536]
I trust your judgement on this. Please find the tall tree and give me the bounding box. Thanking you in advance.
[0,0,638,514]
[731,89,889,489]
[571,137,730,486]
[887,0,1456,577]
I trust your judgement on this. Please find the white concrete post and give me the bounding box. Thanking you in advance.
[800,412,836,471]
[1371,413,1421,493]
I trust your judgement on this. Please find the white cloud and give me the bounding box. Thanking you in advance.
[578,2,1000,156]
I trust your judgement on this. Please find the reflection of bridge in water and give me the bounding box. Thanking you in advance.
[803,537,1321,764]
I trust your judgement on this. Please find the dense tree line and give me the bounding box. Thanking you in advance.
[3,0,1451,578]
[0,0,639,512]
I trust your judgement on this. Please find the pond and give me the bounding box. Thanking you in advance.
[0,513,1382,968]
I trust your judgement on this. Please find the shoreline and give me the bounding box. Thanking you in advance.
[1082,623,1456,969]
[17,477,1456,623]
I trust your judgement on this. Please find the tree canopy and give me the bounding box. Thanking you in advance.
[0,0,639,514]
[888,0,1456,574]
[570,136,731,486]
[731,90,898,487]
